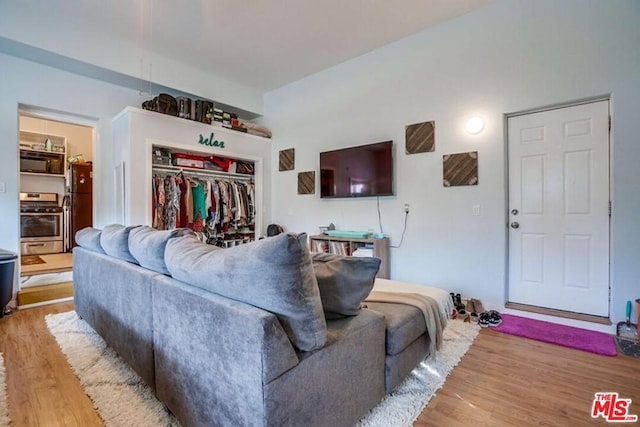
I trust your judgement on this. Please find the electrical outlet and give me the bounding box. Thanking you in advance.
[472,205,481,216]
[404,203,410,214]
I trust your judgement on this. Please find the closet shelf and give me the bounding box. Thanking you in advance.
[152,164,254,181]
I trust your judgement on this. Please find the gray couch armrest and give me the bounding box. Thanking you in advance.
[264,309,386,427]
[152,275,299,427]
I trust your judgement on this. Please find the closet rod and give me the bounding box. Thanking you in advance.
[152,165,254,181]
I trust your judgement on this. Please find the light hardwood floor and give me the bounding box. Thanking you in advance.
[0,302,102,426]
[416,328,640,427]
[19,253,74,306]
[1,303,638,426]
[20,253,73,276]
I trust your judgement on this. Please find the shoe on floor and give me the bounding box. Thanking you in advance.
[466,299,476,313]
[478,312,491,328]
[488,310,502,327]
[455,293,464,309]
[470,312,479,324]
[472,298,486,314]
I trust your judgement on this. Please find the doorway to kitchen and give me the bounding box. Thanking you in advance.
[18,106,97,307]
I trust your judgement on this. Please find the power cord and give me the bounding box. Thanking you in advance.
[377,196,384,234]
[376,196,408,249]
[390,211,408,249]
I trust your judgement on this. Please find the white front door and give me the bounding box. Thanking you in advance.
[507,100,610,317]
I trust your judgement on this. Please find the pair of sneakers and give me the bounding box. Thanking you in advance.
[478,310,502,328]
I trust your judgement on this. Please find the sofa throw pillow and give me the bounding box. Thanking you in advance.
[165,233,327,352]
[129,226,194,275]
[100,224,141,263]
[311,252,381,319]
[75,227,106,254]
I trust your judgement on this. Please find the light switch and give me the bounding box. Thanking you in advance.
[472,205,481,216]
[0,182,5,193]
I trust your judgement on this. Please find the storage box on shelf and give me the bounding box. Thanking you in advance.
[171,153,205,169]
[151,147,172,166]
[152,146,255,176]
[308,234,390,279]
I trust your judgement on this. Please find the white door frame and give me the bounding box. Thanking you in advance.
[504,95,612,317]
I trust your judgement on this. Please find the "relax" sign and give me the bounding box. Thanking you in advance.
[198,132,225,149]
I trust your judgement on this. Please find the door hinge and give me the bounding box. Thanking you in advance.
[609,201,612,217]
[609,116,612,131]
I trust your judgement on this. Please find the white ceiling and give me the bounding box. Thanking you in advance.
[1,0,492,93]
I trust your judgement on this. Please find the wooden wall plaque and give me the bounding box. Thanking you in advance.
[405,120,435,154]
[279,148,295,171]
[443,151,478,186]
[298,171,315,194]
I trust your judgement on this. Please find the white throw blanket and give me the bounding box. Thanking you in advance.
[366,278,455,356]
[372,278,455,318]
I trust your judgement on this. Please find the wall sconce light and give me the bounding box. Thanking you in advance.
[465,117,484,135]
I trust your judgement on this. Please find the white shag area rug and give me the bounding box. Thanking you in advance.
[45,312,180,427]
[0,352,9,427]
[46,311,479,427]
[357,319,480,426]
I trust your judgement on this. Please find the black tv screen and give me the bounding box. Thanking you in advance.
[320,141,394,198]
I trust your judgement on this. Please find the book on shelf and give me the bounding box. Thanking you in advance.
[329,241,351,256]
[313,240,329,253]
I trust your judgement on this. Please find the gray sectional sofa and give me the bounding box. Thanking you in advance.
[73,224,437,427]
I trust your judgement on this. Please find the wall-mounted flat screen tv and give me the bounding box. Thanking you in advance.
[320,141,394,198]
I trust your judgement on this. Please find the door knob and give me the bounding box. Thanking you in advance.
[510,222,520,229]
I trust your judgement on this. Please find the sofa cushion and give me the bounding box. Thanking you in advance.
[128,226,194,275]
[75,227,106,254]
[311,252,381,319]
[100,224,140,263]
[165,233,327,352]
[363,301,427,356]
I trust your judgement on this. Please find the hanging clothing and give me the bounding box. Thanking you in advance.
[192,181,207,222]
[176,173,188,228]
[151,171,255,238]
[164,176,180,230]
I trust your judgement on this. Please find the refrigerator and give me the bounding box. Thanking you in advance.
[65,163,93,249]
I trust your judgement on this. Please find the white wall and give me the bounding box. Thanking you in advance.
[263,0,640,327]
[0,52,148,299]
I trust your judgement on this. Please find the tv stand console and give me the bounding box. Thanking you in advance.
[308,234,389,279]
